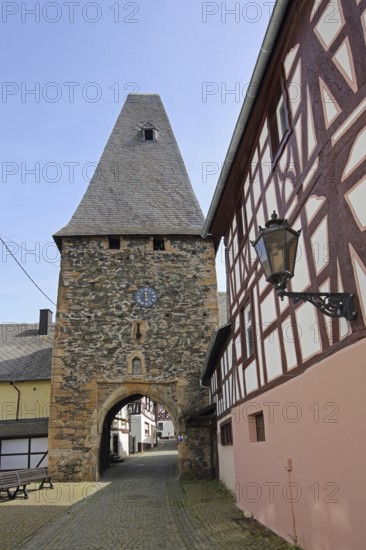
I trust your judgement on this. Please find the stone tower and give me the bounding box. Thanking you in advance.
[49,94,218,481]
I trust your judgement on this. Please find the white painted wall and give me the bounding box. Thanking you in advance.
[157,419,174,438]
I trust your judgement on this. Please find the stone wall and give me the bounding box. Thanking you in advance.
[49,235,218,481]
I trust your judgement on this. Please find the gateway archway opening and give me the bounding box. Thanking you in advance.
[99,393,177,476]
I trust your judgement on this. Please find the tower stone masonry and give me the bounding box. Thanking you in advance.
[49,94,218,481]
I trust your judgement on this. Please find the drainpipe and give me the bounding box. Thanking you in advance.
[10,381,21,420]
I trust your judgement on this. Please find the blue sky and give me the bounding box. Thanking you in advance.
[0,0,274,322]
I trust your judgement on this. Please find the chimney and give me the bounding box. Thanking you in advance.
[39,309,53,335]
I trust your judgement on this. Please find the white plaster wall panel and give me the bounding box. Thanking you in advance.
[261,145,272,186]
[259,119,269,150]
[256,201,265,230]
[345,177,366,231]
[234,259,241,292]
[279,294,289,314]
[258,275,267,296]
[227,240,235,269]
[332,97,366,145]
[333,38,357,92]
[235,334,242,362]
[227,343,233,371]
[260,291,277,327]
[292,221,311,291]
[229,270,235,303]
[252,172,262,207]
[251,148,259,171]
[238,287,246,306]
[247,270,257,289]
[253,286,265,387]
[245,190,252,220]
[284,44,300,77]
[311,217,329,275]
[232,231,239,258]
[235,376,239,403]
[233,313,240,333]
[264,330,283,381]
[305,195,326,225]
[342,126,366,180]
[295,302,322,362]
[245,360,258,395]
[249,220,257,244]
[362,10,366,46]
[279,149,289,172]
[221,355,226,378]
[283,177,295,203]
[307,85,317,158]
[288,60,302,118]
[238,362,245,397]
[320,79,341,127]
[314,0,344,50]
[295,114,303,171]
[229,374,233,406]
[286,195,299,222]
[265,178,278,216]
[310,0,321,21]
[282,320,298,370]
[303,158,319,190]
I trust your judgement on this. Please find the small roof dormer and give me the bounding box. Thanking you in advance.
[141,121,158,142]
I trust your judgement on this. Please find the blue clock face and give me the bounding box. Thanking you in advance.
[135,286,158,308]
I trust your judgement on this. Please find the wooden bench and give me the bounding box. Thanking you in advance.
[0,467,53,500]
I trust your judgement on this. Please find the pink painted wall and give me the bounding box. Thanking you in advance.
[231,338,366,550]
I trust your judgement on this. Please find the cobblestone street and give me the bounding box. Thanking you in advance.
[1,441,291,549]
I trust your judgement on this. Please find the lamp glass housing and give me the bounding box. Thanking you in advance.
[252,214,300,289]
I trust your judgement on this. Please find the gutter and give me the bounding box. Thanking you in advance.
[202,0,291,238]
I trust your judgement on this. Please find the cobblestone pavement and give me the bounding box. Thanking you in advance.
[1,441,292,549]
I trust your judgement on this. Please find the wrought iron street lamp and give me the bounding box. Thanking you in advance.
[251,211,357,321]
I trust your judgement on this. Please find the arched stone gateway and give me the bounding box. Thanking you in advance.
[48,94,218,482]
[97,386,180,478]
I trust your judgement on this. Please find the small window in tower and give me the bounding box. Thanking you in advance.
[132,357,142,375]
[144,128,154,141]
[153,238,165,251]
[109,237,120,249]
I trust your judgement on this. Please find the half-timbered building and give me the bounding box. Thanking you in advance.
[202,1,366,548]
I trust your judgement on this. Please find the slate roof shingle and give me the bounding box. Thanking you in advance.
[0,323,53,381]
[54,94,204,241]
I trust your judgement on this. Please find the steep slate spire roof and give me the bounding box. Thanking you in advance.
[54,94,204,242]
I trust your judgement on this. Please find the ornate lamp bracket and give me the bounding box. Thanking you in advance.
[276,290,357,321]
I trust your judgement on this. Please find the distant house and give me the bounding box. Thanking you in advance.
[110,406,130,460]
[157,404,175,439]
[0,310,53,470]
[129,397,157,453]
[202,1,366,549]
